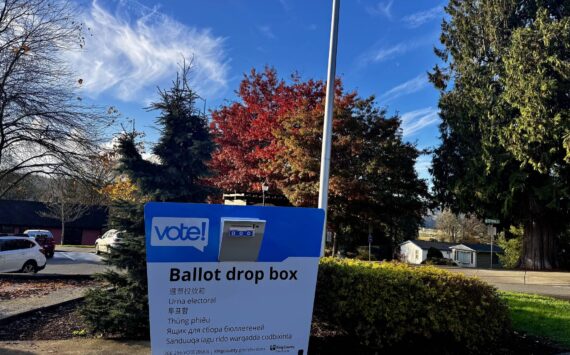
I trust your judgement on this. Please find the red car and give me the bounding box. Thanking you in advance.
[23,230,55,258]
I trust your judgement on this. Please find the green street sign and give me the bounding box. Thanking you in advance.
[485,218,500,224]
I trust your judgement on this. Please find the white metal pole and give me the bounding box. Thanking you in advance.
[318,0,340,257]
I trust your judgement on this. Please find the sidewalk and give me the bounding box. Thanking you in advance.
[0,288,85,322]
[0,339,150,354]
[440,266,570,299]
[441,267,570,285]
[57,246,96,253]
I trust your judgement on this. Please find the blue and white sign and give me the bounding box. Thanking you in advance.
[145,203,324,355]
[151,217,209,250]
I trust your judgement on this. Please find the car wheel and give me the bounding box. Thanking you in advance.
[47,252,54,259]
[21,261,37,273]
[95,244,100,255]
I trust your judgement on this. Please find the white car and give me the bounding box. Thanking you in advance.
[95,229,123,254]
[0,237,47,273]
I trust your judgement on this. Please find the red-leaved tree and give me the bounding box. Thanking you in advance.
[209,67,350,194]
[209,68,429,248]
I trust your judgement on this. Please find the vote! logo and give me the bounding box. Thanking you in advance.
[151,217,209,251]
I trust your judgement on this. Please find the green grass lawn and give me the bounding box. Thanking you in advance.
[501,292,570,348]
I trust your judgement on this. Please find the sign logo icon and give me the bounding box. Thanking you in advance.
[151,217,209,251]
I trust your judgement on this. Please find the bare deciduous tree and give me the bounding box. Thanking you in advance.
[0,0,109,197]
[40,177,103,245]
[436,209,462,243]
[435,209,488,243]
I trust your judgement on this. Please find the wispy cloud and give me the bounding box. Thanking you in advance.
[359,40,419,65]
[366,1,394,19]
[257,25,276,39]
[372,43,409,61]
[380,74,428,102]
[68,0,230,102]
[400,107,440,137]
[279,0,291,11]
[402,5,444,28]
[357,33,438,67]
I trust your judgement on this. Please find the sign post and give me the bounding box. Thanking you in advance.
[368,234,372,262]
[485,219,499,269]
[145,203,324,355]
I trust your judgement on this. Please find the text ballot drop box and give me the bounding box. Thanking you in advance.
[145,203,324,355]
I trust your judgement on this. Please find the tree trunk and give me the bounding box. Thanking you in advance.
[332,232,337,257]
[520,216,556,270]
[60,203,65,246]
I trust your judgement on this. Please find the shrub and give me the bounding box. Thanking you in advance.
[421,257,457,266]
[497,226,523,269]
[315,258,510,353]
[427,247,444,259]
[355,246,380,261]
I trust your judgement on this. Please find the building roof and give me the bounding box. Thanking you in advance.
[222,192,291,206]
[401,240,456,251]
[451,243,504,253]
[0,200,108,230]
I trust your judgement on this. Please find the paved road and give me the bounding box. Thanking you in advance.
[38,251,108,275]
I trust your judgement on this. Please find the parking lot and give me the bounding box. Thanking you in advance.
[0,246,106,323]
[37,247,106,275]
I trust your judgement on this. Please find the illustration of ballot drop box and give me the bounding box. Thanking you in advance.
[218,218,266,262]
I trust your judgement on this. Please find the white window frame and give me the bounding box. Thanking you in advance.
[456,251,472,264]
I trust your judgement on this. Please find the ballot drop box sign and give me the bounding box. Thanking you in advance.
[145,203,324,355]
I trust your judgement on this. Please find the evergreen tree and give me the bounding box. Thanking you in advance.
[430,1,570,269]
[82,65,214,337]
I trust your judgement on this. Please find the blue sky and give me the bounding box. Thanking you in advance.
[71,0,445,180]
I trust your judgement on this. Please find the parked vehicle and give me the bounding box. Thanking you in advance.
[95,229,123,254]
[0,236,47,273]
[23,229,55,258]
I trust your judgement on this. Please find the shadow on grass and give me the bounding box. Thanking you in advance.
[502,292,570,348]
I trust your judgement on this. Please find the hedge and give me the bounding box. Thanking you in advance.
[314,258,511,352]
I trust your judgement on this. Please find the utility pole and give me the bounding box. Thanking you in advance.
[318,0,340,256]
[368,223,373,262]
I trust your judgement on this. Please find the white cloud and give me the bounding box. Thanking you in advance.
[402,5,444,28]
[359,40,422,65]
[400,107,440,137]
[68,0,230,102]
[414,154,432,181]
[257,25,276,39]
[380,74,428,102]
[366,1,394,19]
[371,43,408,61]
[358,33,438,67]
[279,0,291,11]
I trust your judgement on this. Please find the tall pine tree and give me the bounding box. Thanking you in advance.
[430,1,570,269]
[82,65,214,337]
